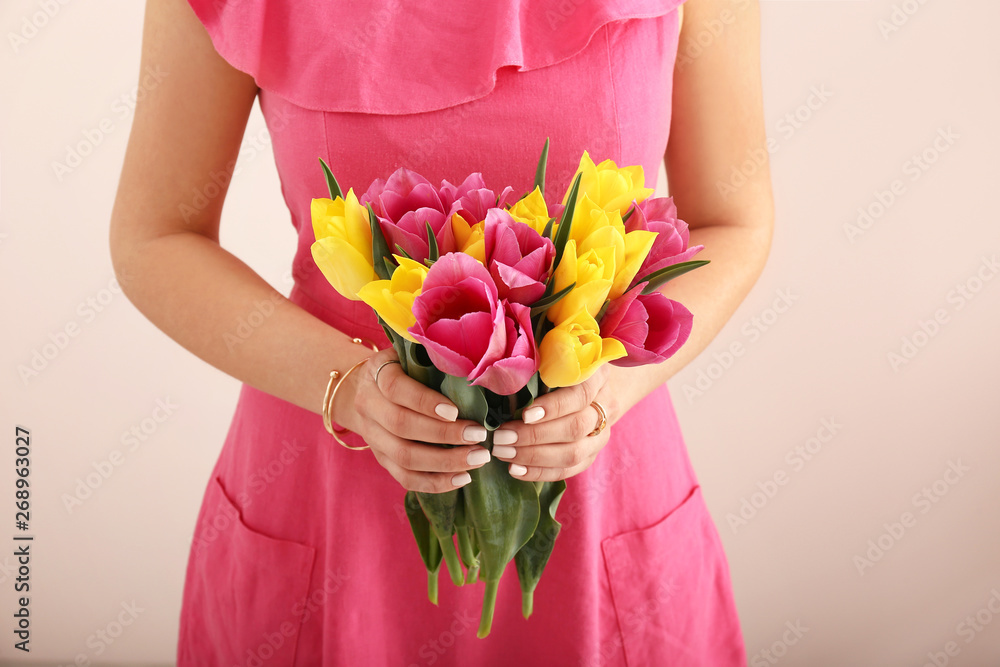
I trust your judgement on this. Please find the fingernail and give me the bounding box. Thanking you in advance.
[509,464,527,477]
[494,429,518,445]
[435,403,459,421]
[523,406,545,424]
[463,425,487,442]
[492,445,517,459]
[452,472,472,487]
[467,448,491,466]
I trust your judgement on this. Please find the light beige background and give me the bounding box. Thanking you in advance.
[2,0,998,665]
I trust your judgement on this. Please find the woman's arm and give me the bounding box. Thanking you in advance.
[489,0,774,480]
[111,0,489,493]
[615,0,775,401]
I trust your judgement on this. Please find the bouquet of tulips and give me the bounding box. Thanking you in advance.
[309,141,707,637]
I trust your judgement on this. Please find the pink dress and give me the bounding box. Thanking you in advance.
[178,1,746,665]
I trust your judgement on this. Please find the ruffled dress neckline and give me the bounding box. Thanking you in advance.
[188,0,686,114]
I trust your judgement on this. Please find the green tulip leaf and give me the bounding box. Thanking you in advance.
[439,374,489,427]
[367,203,393,280]
[533,137,550,197]
[416,490,464,587]
[552,172,581,269]
[529,281,576,319]
[403,340,443,391]
[622,204,635,224]
[594,298,610,323]
[454,494,481,583]
[318,157,343,200]
[394,244,414,261]
[425,221,439,263]
[512,372,540,420]
[464,432,542,638]
[637,259,711,294]
[541,217,555,240]
[404,491,443,604]
[514,479,567,618]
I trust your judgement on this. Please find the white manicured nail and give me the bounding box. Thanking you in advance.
[523,406,545,424]
[464,425,487,442]
[435,403,459,421]
[452,472,472,487]
[492,445,517,460]
[509,464,527,477]
[467,448,491,466]
[494,429,518,445]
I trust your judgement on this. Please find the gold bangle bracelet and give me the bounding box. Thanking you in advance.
[321,369,343,435]
[325,358,371,450]
[322,338,363,434]
[321,337,378,451]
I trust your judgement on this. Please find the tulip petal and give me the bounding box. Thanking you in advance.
[310,237,377,301]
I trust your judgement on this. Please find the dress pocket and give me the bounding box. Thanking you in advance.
[601,486,745,667]
[180,475,317,666]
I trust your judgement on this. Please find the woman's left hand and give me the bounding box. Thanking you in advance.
[489,365,639,482]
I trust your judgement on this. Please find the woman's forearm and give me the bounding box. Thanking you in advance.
[608,0,774,412]
[610,219,773,410]
[108,0,376,421]
[111,230,373,416]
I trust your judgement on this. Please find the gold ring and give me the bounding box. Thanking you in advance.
[374,359,401,388]
[588,400,608,437]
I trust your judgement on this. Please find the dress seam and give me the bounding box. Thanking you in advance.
[605,26,625,163]
[601,539,632,667]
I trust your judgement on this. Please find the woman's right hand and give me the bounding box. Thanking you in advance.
[333,347,492,493]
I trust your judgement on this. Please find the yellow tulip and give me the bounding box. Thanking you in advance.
[538,309,627,388]
[609,229,658,300]
[566,151,653,217]
[356,255,429,343]
[310,189,377,300]
[451,213,485,264]
[507,186,551,234]
[546,239,615,325]
[569,193,627,262]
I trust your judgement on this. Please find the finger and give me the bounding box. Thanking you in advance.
[492,433,603,469]
[372,355,461,422]
[507,455,597,483]
[365,389,488,445]
[367,421,491,474]
[493,403,603,448]
[519,367,608,425]
[373,449,475,493]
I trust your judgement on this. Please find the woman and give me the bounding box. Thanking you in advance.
[110,0,773,664]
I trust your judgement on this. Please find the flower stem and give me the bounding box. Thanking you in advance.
[456,526,480,584]
[477,579,500,638]
[522,589,534,619]
[439,534,464,586]
[428,569,439,605]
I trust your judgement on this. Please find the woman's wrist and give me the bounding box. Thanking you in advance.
[323,338,378,431]
[603,364,656,426]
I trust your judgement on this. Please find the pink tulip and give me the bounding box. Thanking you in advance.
[362,167,456,261]
[471,299,538,395]
[483,209,555,306]
[409,252,537,394]
[440,173,516,226]
[363,169,518,262]
[599,282,693,367]
[625,197,704,288]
